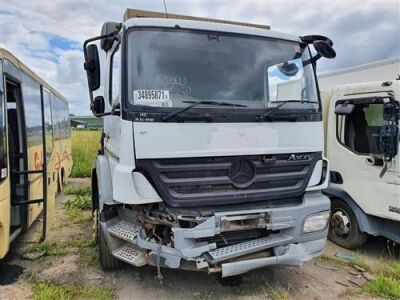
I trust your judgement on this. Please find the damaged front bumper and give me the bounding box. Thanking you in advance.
[101,191,330,277]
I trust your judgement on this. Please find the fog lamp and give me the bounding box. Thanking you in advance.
[303,211,330,233]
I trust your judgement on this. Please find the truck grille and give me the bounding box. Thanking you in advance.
[196,229,269,247]
[136,152,321,207]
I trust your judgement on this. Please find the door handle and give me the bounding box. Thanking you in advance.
[365,156,383,166]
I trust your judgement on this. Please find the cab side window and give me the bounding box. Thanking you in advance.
[337,103,387,155]
[110,46,120,104]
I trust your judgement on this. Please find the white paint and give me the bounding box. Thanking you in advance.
[323,81,400,221]
[113,166,162,204]
[133,122,324,159]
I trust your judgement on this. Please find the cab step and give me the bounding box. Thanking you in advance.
[112,244,147,267]
[107,220,140,243]
[206,234,292,263]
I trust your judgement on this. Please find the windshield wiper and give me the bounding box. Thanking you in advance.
[162,100,248,122]
[255,100,318,121]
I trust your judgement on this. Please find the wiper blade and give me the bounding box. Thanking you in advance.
[255,100,318,121]
[162,100,248,122]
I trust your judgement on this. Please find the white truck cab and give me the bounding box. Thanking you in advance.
[83,9,336,279]
[322,81,400,248]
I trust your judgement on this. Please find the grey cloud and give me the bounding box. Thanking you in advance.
[2,0,399,115]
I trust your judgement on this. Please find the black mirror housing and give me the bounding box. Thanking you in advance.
[91,96,105,116]
[379,125,399,160]
[313,40,336,59]
[300,35,336,61]
[84,44,100,92]
[278,62,299,77]
[101,22,121,51]
[335,103,355,115]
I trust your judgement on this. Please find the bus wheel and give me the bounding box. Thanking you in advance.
[328,199,367,249]
[99,216,123,271]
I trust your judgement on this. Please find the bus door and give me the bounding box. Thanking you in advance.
[0,59,11,258]
[4,60,48,243]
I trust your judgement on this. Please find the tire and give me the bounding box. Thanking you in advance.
[99,217,123,271]
[328,199,367,249]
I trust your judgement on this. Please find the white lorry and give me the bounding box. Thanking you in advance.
[322,80,400,248]
[82,9,336,279]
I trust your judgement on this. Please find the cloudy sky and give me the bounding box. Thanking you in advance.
[1,0,399,115]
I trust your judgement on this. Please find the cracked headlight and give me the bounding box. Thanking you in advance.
[303,211,330,233]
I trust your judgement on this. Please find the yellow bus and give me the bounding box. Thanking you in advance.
[0,48,72,259]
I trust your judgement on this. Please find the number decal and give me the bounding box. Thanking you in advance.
[133,90,171,107]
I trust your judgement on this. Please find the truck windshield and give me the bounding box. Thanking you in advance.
[127,28,319,111]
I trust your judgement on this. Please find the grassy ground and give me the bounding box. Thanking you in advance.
[71,130,101,178]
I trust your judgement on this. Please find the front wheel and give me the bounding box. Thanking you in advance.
[328,199,367,249]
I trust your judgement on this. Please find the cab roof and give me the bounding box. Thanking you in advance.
[124,9,270,30]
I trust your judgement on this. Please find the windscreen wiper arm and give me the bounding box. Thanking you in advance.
[255,100,318,121]
[162,100,248,122]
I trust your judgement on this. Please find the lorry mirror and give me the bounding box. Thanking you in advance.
[278,61,299,77]
[334,103,355,115]
[91,96,105,115]
[313,40,336,59]
[83,44,100,92]
[378,125,399,160]
[101,22,121,51]
[383,100,400,122]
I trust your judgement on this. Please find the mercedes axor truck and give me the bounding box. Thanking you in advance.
[322,80,400,249]
[82,9,336,279]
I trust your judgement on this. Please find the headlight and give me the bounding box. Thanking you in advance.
[303,211,330,233]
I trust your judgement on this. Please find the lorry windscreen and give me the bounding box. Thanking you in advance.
[127,28,319,114]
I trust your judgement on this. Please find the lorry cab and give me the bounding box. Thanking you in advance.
[322,81,400,248]
[83,9,336,279]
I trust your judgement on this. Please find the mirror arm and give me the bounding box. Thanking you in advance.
[83,31,119,109]
[91,103,120,118]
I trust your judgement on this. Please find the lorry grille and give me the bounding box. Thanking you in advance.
[136,152,321,207]
[196,229,270,247]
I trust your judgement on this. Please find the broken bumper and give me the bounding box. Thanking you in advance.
[102,191,330,277]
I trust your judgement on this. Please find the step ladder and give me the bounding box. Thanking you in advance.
[112,244,146,267]
[107,220,146,266]
[206,234,292,263]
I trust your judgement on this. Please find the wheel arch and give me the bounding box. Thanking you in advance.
[92,155,113,213]
[325,187,379,235]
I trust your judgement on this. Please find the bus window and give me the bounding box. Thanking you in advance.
[51,96,59,140]
[21,73,43,162]
[43,91,53,160]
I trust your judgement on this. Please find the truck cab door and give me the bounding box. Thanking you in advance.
[327,92,400,221]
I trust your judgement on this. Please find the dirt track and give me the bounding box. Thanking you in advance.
[0,178,395,300]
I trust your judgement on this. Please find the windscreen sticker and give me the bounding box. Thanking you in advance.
[133,90,172,107]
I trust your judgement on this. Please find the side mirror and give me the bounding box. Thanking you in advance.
[83,44,100,92]
[278,62,299,77]
[313,40,336,59]
[379,125,399,160]
[335,103,355,115]
[383,100,400,121]
[91,96,105,116]
[101,22,121,51]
